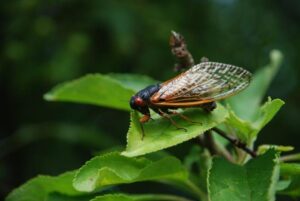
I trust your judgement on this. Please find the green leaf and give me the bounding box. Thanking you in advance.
[276,180,291,192]
[228,49,283,120]
[5,171,84,201]
[122,104,228,157]
[90,194,193,201]
[222,50,284,143]
[225,98,284,142]
[46,193,94,201]
[279,163,300,197]
[252,98,284,131]
[258,145,294,155]
[225,108,253,142]
[184,146,211,191]
[107,73,157,92]
[44,74,134,111]
[44,73,157,111]
[208,149,279,201]
[73,152,188,193]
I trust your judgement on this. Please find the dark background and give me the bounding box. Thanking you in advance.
[1,0,300,200]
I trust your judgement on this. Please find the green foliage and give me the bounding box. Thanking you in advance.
[224,50,285,143]
[44,74,134,111]
[90,194,192,201]
[73,152,188,192]
[123,106,228,157]
[6,44,300,201]
[2,1,300,200]
[107,73,158,92]
[226,98,284,142]
[44,74,156,111]
[5,171,84,201]
[279,163,300,197]
[227,50,283,121]
[208,150,279,201]
[258,145,294,155]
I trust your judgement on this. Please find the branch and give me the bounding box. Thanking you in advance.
[169,31,194,71]
[202,130,219,155]
[200,131,234,162]
[212,127,257,158]
[280,153,300,162]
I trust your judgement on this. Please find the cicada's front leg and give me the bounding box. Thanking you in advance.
[139,114,151,123]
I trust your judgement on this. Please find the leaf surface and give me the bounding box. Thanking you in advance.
[44,74,134,111]
[208,150,279,201]
[107,73,157,92]
[5,171,83,201]
[73,153,188,193]
[90,194,192,201]
[225,98,284,142]
[122,105,228,157]
[44,74,157,111]
[279,163,300,197]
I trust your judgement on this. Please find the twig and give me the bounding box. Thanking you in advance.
[212,127,257,158]
[169,31,194,71]
[280,153,300,162]
[200,131,234,162]
[202,130,219,155]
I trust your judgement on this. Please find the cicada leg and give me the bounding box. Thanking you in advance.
[155,108,187,132]
[166,110,202,125]
[138,115,151,140]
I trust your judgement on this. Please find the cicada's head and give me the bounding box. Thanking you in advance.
[130,95,150,115]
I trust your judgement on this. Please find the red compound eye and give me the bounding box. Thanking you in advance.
[134,97,145,106]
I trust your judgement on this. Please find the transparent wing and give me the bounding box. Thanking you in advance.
[151,62,252,104]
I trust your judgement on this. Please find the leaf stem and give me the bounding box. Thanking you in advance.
[198,131,234,162]
[280,153,300,162]
[183,180,208,201]
[160,179,207,201]
[212,128,257,158]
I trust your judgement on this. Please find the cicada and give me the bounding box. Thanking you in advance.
[130,62,252,132]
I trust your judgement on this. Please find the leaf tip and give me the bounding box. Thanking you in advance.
[120,151,131,157]
[72,168,99,193]
[43,93,55,101]
[270,49,283,66]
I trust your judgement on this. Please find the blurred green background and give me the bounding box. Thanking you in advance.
[1,0,299,200]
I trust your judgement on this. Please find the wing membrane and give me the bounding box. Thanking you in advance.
[151,62,251,106]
